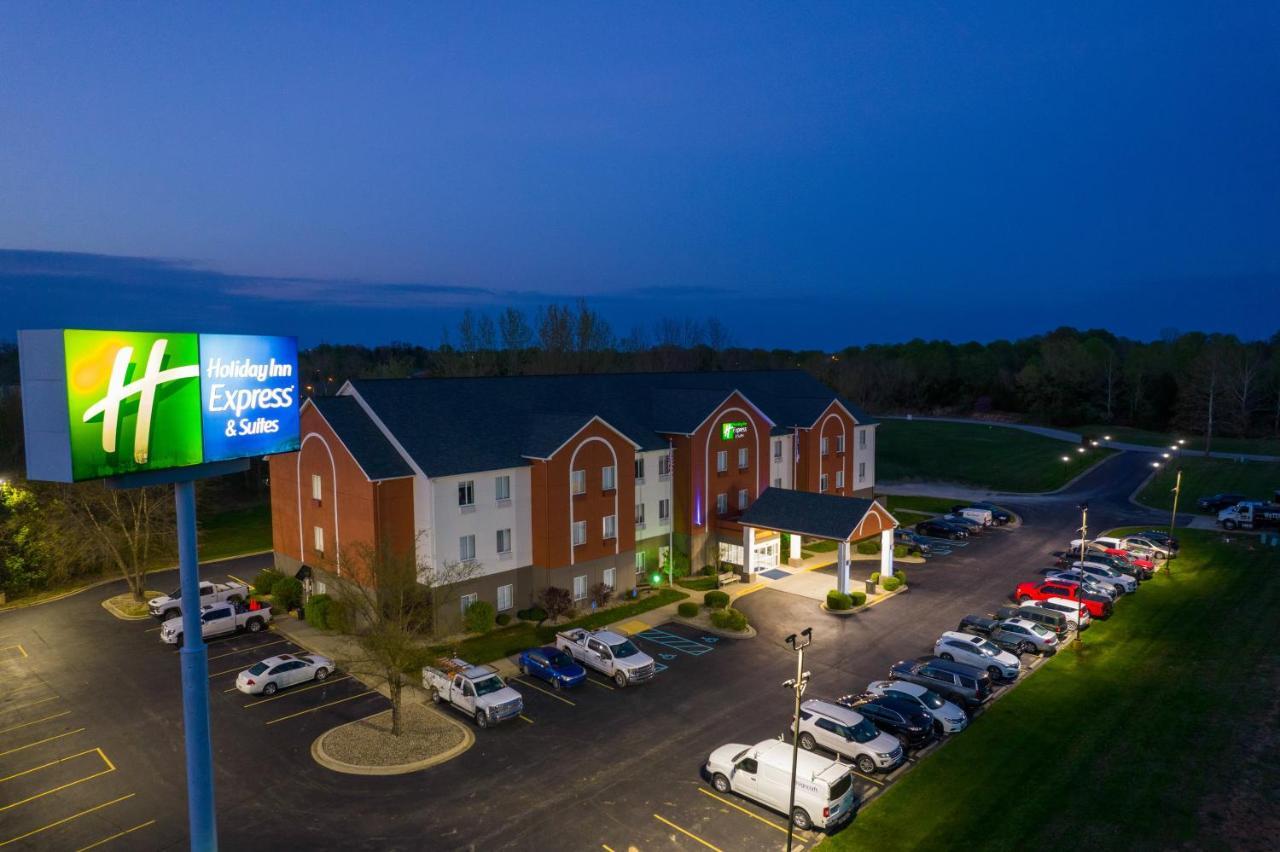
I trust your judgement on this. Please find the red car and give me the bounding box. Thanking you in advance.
[1014,580,1112,618]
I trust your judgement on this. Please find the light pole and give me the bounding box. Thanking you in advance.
[1168,459,1182,570]
[783,628,813,852]
[1076,503,1088,640]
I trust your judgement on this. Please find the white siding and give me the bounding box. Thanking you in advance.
[855,425,876,490]
[633,449,673,539]
[428,466,531,581]
[769,434,794,490]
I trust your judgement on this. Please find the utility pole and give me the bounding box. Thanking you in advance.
[1076,503,1088,641]
[783,628,813,852]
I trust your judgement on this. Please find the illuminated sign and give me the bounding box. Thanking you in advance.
[720,421,749,441]
[19,329,300,482]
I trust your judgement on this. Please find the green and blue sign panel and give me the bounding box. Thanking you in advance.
[20,328,300,482]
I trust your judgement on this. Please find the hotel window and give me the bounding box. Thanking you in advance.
[496,584,513,612]
[738,488,749,510]
[602,465,617,491]
[858,462,867,482]
[635,502,645,525]
[459,592,478,615]
[495,475,511,502]
[820,437,829,456]
[820,473,829,493]
[603,514,617,540]
[573,575,587,601]
[836,434,845,453]
[311,474,322,502]
[496,528,512,554]
[859,430,867,450]
[716,450,728,473]
[603,567,616,590]
[459,534,476,562]
[716,493,729,515]
[658,453,672,478]
[458,480,475,507]
[738,448,748,470]
[571,469,586,495]
[572,520,587,546]
[836,470,845,489]
[773,477,782,488]
[635,552,645,571]
[635,457,645,481]
[774,439,782,460]
[313,525,324,554]
[658,499,670,521]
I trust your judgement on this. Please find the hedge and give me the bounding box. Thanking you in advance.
[826,590,853,611]
[273,576,303,611]
[894,544,909,558]
[704,590,730,609]
[677,601,699,618]
[851,591,867,606]
[882,576,902,592]
[304,593,332,630]
[856,540,879,555]
[464,600,496,633]
[895,570,908,586]
[517,606,548,623]
[495,612,512,626]
[253,568,284,596]
[711,607,748,631]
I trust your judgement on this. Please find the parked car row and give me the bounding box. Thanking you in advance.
[913,502,1014,542]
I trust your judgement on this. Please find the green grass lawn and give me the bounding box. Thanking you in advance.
[877,420,1114,492]
[197,503,273,561]
[1136,456,1280,513]
[677,575,720,592]
[1076,423,1280,457]
[822,529,1279,851]
[430,588,688,663]
[880,494,961,518]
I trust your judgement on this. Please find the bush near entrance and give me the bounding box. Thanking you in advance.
[495,612,511,626]
[851,591,867,606]
[882,576,902,592]
[253,568,283,596]
[826,590,853,611]
[710,607,748,631]
[856,540,878,555]
[704,590,730,609]
[677,601,699,618]
[273,576,303,611]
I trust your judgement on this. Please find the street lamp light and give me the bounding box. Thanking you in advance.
[1076,447,1086,453]
[1061,455,1071,462]
[1075,503,1088,641]
[783,628,813,852]
[1103,434,1112,441]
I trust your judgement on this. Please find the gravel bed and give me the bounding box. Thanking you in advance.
[320,702,465,767]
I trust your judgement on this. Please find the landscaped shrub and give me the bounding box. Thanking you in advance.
[588,582,613,607]
[304,593,331,630]
[677,601,699,618]
[253,568,283,596]
[495,612,512,626]
[856,540,879,555]
[538,587,574,622]
[704,590,730,609]
[273,576,303,611]
[677,576,719,592]
[517,606,548,623]
[826,590,853,611]
[701,564,718,576]
[882,576,902,592]
[324,598,348,631]
[850,591,867,606]
[895,570,908,586]
[893,544,909,558]
[869,572,881,584]
[464,600,496,633]
[711,607,748,631]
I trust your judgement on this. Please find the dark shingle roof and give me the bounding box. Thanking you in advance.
[310,396,414,480]
[347,370,875,478]
[737,488,879,541]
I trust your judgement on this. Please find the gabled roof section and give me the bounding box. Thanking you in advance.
[308,396,414,481]
[737,488,894,541]
[522,414,642,460]
[348,370,871,478]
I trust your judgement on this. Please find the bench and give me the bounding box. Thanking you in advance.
[717,571,740,587]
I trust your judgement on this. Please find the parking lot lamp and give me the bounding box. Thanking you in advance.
[1168,467,1182,568]
[783,628,813,852]
[1076,503,1088,640]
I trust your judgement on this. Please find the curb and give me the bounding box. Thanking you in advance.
[310,703,475,776]
[99,594,158,621]
[818,602,858,617]
[671,615,756,639]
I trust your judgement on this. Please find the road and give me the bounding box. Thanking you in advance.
[0,451,1169,851]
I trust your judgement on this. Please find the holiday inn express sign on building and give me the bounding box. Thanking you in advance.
[19,328,300,482]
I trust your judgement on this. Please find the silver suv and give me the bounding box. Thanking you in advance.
[795,698,904,774]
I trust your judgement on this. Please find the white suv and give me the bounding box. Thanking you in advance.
[934,632,1020,681]
[795,699,904,774]
[865,679,968,733]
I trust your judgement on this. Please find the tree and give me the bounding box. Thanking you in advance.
[60,482,175,602]
[0,480,54,595]
[538,586,573,622]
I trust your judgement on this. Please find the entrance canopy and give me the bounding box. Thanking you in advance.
[737,488,897,542]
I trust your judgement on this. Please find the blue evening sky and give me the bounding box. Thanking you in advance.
[2,2,1277,347]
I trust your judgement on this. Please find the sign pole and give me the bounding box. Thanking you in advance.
[175,479,218,851]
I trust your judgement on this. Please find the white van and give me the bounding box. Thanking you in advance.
[952,507,993,527]
[705,738,857,831]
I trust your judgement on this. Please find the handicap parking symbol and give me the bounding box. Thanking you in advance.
[701,636,720,644]
[659,652,677,660]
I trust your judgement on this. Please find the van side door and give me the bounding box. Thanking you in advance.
[732,756,761,799]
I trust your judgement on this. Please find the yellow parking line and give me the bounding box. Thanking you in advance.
[697,787,790,834]
[511,677,577,706]
[0,696,58,716]
[75,819,156,852]
[653,814,723,851]
[0,728,85,758]
[0,710,71,736]
[586,678,616,691]
[0,747,100,785]
[264,691,376,725]
[226,574,251,586]
[143,626,161,633]
[0,792,134,847]
[207,638,288,661]
[601,845,616,852]
[222,685,241,693]
[0,645,28,659]
[243,675,352,707]
[519,714,534,724]
[852,768,885,785]
[0,749,114,813]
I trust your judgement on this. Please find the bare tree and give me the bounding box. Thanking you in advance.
[1224,343,1265,437]
[60,482,175,602]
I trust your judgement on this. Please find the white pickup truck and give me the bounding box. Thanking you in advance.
[555,628,657,688]
[160,601,272,647]
[423,658,524,728]
[148,581,249,621]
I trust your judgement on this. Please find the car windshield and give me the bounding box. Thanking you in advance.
[1030,623,1052,637]
[610,640,640,659]
[473,676,506,696]
[167,588,181,598]
[975,639,1001,656]
[547,651,573,668]
[915,689,945,709]
[248,662,269,675]
[849,718,879,743]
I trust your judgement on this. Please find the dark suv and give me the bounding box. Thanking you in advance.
[894,529,933,556]
[1196,493,1247,513]
[836,693,936,751]
[915,520,968,540]
[888,657,992,709]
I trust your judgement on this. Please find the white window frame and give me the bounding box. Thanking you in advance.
[602,465,616,491]
[311,473,322,501]
[836,470,845,489]
[738,447,748,469]
[460,592,478,614]
[716,493,728,515]
[659,453,672,479]
[571,469,586,495]
[603,567,616,590]
[658,499,670,522]
[859,430,867,450]
[458,480,475,507]
[459,534,476,562]
[313,525,324,553]
[495,475,511,502]
[573,574,587,601]
[773,477,782,488]
[635,502,645,525]
[572,520,588,546]
[774,439,782,460]
[716,450,728,473]
[738,488,748,510]
[820,473,829,493]
[820,436,829,456]
[496,584,513,612]
[858,461,867,482]
[836,434,845,453]
[602,514,617,540]
[496,528,512,555]
[634,457,645,482]
[634,551,645,571]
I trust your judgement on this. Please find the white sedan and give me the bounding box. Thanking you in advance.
[866,679,969,733]
[236,653,334,696]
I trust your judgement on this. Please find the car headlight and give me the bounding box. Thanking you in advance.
[877,752,894,759]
